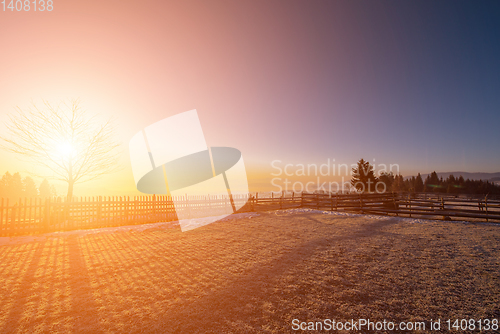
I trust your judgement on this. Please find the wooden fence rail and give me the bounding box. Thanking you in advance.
[301,192,500,222]
[0,192,498,236]
[0,192,304,236]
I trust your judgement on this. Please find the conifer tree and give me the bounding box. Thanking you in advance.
[23,176,38,197]
[39,179,52,198]
[415,173,424,192]
[351,158,378,192]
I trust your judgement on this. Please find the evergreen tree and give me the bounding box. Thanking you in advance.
[427,171,441,192]
[415,173,424,192]
[351,158,378,192]
[378,172,395,192]
[10,172,23,202]
[424,175,431,192]
[23,176,38,197]
[446,175,457,193]
[409,176,417,192]
[458,175,465,187]
[429,171,440,185]
[391,174,404,192]
[359,170,500,195]
[0,172,12,199]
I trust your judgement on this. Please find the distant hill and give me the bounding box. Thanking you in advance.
[406,172,500,181]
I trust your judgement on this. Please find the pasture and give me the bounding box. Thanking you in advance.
[0,210,498,333]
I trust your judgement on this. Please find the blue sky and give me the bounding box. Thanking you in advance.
[0,0,499,194]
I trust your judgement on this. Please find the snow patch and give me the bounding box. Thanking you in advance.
[180,212,260,231]
[268,208,477,225]
[271,208,387,220]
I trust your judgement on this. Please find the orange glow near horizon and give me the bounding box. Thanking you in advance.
[1,0,500,198]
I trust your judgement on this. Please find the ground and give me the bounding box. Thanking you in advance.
[0,210,499,333]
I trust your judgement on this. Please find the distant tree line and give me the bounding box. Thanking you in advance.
[379,171,500,195]
[352,158,500,195]
[0,171,57,203]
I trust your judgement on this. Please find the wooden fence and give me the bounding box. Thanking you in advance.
[301,192,500,222]
[0,192,305,236]
[250,191,302,211]
[0,192,499,236]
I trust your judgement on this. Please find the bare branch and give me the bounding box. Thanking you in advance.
[0,99,122,198]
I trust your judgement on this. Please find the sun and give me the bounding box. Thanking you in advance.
[56,141,75,159]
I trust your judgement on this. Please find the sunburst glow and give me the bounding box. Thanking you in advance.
[56,142,75,159]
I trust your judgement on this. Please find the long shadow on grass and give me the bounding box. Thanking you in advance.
[67,235,103,333]
[153,215,401,333]
[0,236,104,333]
[0,240,48,333]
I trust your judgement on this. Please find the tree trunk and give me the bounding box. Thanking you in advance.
[64,180,74,222]
[67,181,74,201]
[67,158,74,201]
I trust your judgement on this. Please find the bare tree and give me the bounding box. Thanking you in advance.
[1,99,121,199]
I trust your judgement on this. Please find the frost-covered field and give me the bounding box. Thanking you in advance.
[0,210,499,333]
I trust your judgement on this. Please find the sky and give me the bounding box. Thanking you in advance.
[0,0,499,195]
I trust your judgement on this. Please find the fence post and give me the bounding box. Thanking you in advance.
[0,198,3,236]
[485,196,488,222]
[5,199,9,236]
[280,191,284,209]
[124,196,129,223]
[23,197,27,234]
[300,192,304,208]
[64,195,70,226]
[12,200,18,236]
[57,197,62,229]
[392,192,397,216]
[185,194,190,219]
[316,193,319,210]
[207,194,211,215]
[97,196,102,223]
[153,194,156,220]
[292,192,295,208]
[44,197,50,232]
[408,194,412,218]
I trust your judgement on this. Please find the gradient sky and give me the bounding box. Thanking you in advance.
[1,0,499,195]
